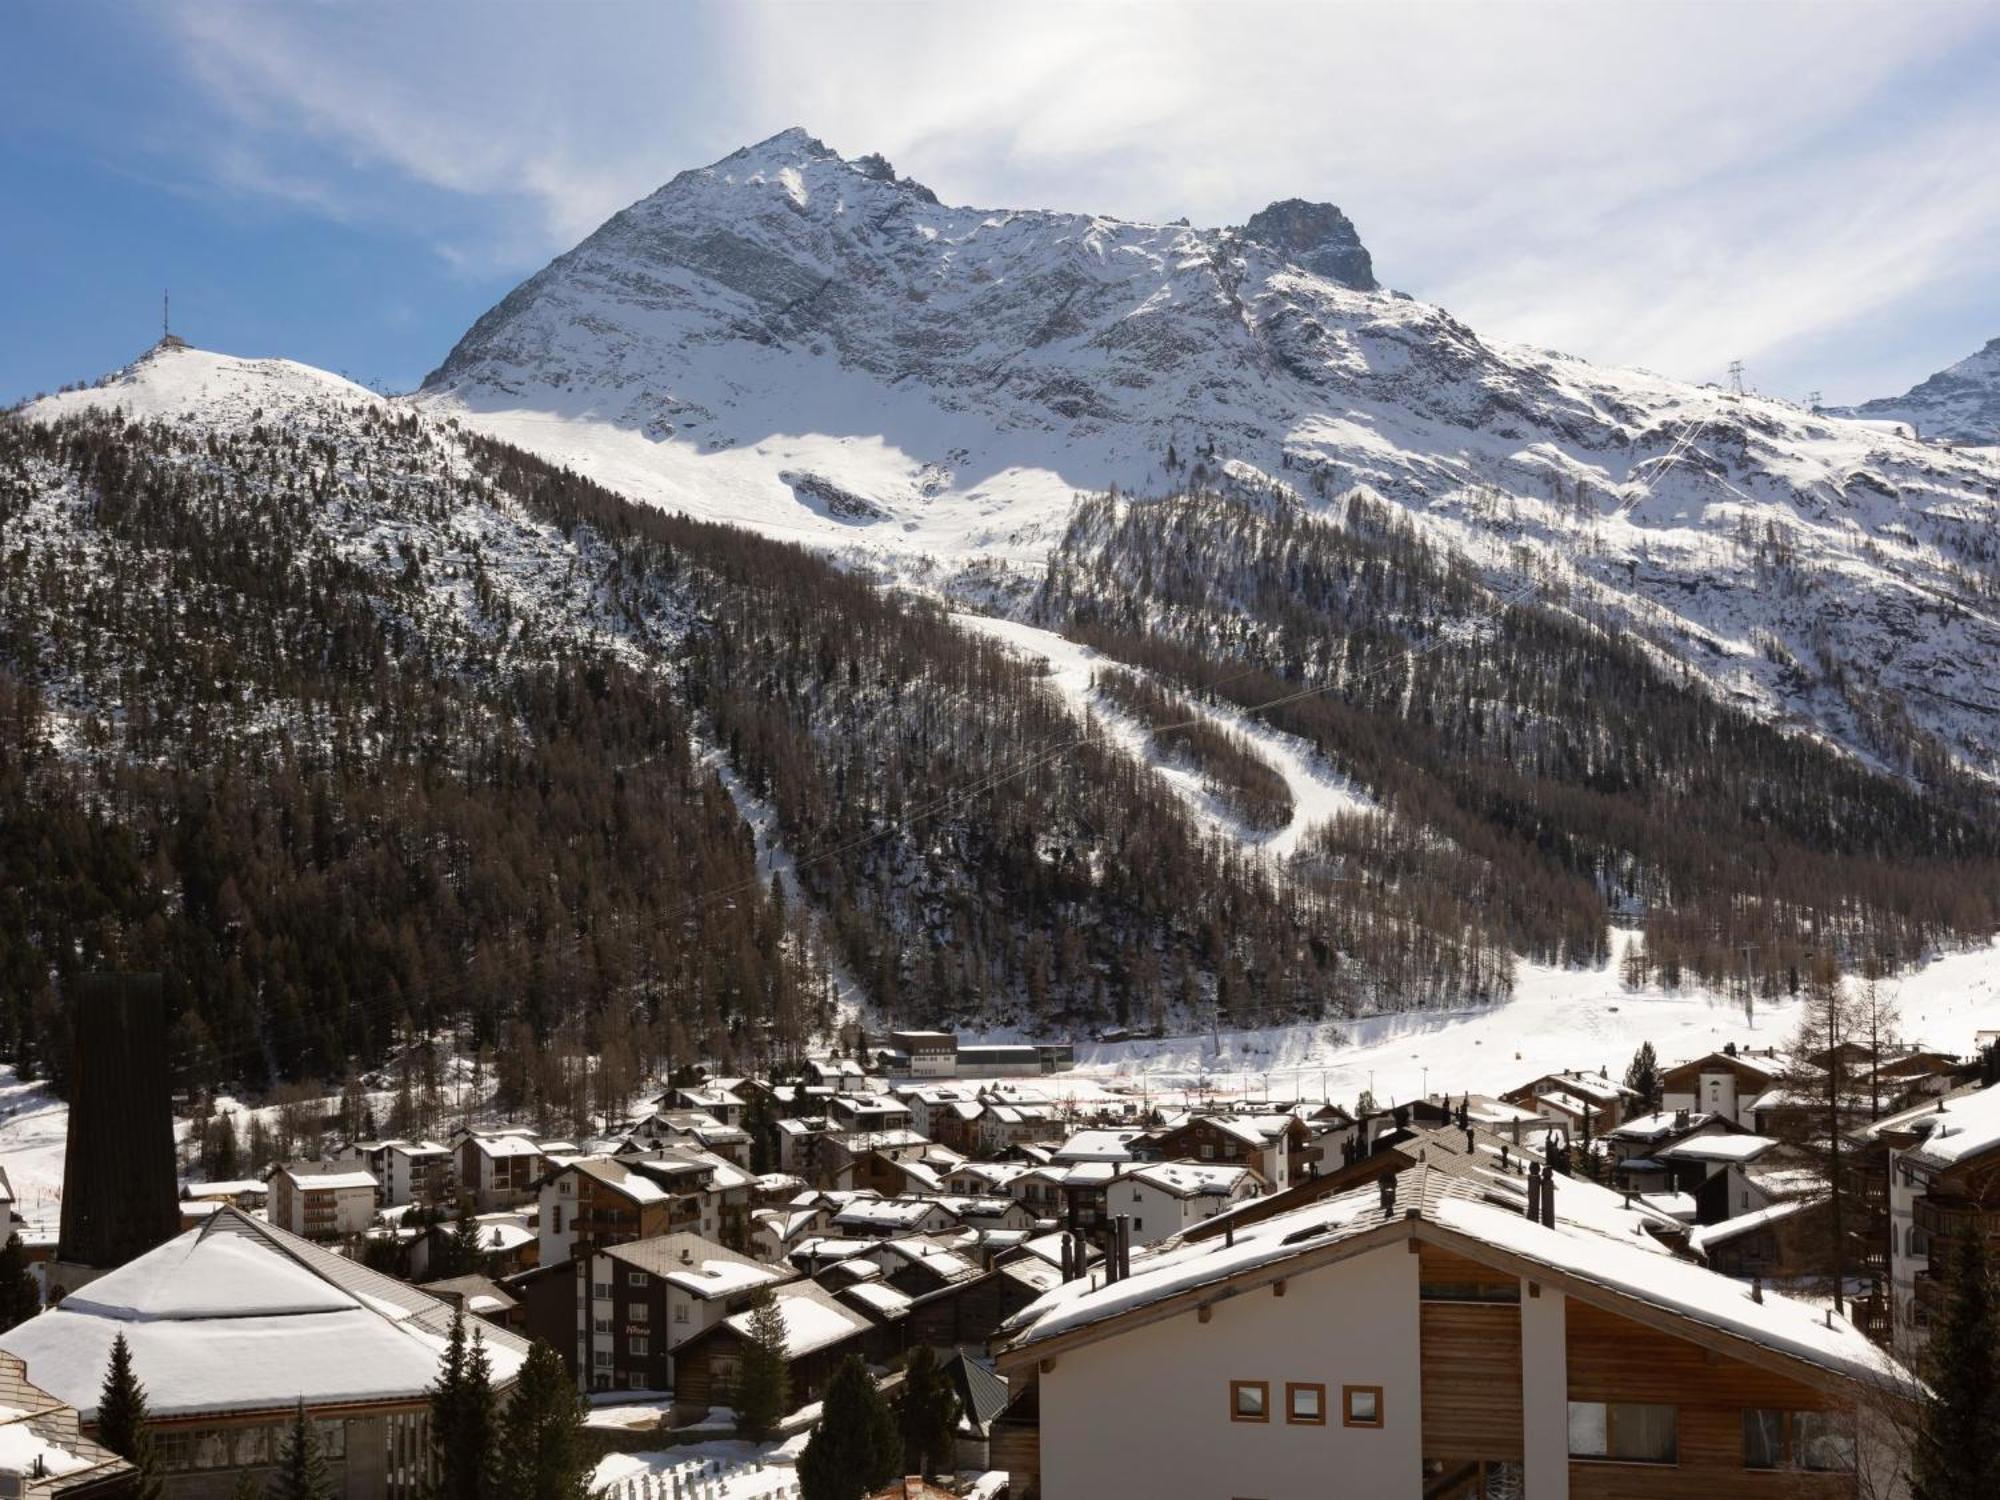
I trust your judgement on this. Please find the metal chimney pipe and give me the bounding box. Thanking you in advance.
[1527,1162,1542,1222]
[1541,1167,1556,1228]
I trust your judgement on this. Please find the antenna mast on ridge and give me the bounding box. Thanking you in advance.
[1727,359,1745,398]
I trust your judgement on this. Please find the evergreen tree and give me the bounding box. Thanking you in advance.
[896,1344,961,1479]
[425,1308,497,1500]
[1623,1041,1661,1114]
[0,1233,40,1332]
[267,1399,334,1500]
[1911,1229,2000,1500]
[440,1198,485,1280]
[733,1285,791,1440]
[96,1333,162,1500]
[494,1342,590,1500]
[798,1356,900,1500]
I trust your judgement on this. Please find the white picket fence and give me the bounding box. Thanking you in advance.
[598,1455,799,1500]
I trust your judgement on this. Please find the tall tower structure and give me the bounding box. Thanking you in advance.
[53,974,182,1288]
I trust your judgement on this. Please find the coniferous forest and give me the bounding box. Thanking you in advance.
[3,404,1996,1100]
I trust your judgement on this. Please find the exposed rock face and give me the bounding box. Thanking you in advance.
[1837,335,2000,446]
[1239,198,1378,291]
[417,127,2000,780]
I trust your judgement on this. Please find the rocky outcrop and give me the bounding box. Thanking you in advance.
[1239,198,1378,291]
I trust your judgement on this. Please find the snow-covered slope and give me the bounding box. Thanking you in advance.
[417,129,2000,780]
[35,341,386,429]
[1834,335,2000,448]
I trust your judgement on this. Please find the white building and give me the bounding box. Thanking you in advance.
[995,1158,1911,1500]
[1110,1162,1261,1246]
[268,1163,378,1240]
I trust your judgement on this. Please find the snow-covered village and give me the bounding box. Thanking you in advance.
[9,3,2000,1498]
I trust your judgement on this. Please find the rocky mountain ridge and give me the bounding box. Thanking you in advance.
[1836,334,2000,447]
[416,129,2000,786]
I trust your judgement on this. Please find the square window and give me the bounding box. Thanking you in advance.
[1343,1385,1383,1428]
[1285,1382,1326,1425]
[1229,1380,1270,1423]
[1570,1400,1676,1464]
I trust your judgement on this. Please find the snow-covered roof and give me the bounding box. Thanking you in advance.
[833,1199,944,1233]
[1900,1083,2000,1171]
[1000,1156,1899,1390]
[838,1281,914,1319]
[1657,1134,1780,1165]
[1121,1162,1257,1198]
[722,1285,868,1359]
[472,1135,545,1159]
[1688,1199,1816,1255]
[566,1155,671,1204]
[182,1179,268,1199]
[1051,1130,1145,1163]
[1607,1111,1719,1143]
[1431,1197,1892,1386]
[278,1165,379,1192]
[605,1234,783,1300]
[0,1208,530,1420]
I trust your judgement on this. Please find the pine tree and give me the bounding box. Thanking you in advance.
[896,1344,961,1479]
[733,1285,791,1440]
[268,1399,334,1500]
[1911,1229,2000,1499]
[798,1356,900,1500]
[1623,1041,1661,1114]
[0,1233,40,1332]
[494,1342,590,1500]
[444,1198,485,1280]
[426,1307,496,1500]
[96,1333,162,1500]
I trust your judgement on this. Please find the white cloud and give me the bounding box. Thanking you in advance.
[149,0,2000,398]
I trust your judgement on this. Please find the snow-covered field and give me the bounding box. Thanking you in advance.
[1058,934,2000,1113]
[6,938,1998,1208]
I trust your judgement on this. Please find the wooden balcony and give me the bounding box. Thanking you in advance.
[1912,1196,2000,1241]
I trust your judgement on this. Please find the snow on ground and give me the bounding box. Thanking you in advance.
[700,742,871,1029]
[0,1070,69,1237]
[592,1439,793,1500]
[953,611,1372,862]
[7,941,1998,1213]
[1052,934,2000,1113]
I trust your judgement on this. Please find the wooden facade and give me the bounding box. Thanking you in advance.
[1565,1301,1854,1498]
[1418,1246,1524,1465]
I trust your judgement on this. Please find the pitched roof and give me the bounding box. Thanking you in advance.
[603,1232,786,1299]
[996,1155,1902,1393]
[0,1208,530,1420]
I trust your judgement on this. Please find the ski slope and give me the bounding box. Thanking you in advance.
[1059,934,2000,1112]
[954,611,1373,861]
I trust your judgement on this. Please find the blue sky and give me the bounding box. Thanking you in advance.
[6,1,1998,406]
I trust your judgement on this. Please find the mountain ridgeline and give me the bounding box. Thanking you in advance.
[6,124,2000,1092]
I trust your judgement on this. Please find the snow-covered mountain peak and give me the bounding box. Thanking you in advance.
[412,136,2000,779]
[29,340,384,431]
[1837,334,2000,447]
